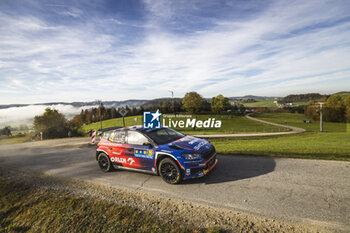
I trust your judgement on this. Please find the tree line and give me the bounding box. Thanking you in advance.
[32,92,243,139]
[305,94,350,122]
[70,92,244,127]
[279,93,328,103]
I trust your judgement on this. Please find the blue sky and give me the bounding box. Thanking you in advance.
[1,0,350,104]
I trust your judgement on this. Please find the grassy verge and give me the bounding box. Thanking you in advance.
[0,177,220,233]
[80,114,287,135]
[0,134,32,145]
[211,132,350,161]
[211,113,349,161]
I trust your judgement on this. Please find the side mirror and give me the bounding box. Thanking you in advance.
[143,142,153,148]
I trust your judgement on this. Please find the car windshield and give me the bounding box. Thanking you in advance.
[144,128,185,145]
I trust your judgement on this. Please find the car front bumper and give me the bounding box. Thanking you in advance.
[183,154,218,180]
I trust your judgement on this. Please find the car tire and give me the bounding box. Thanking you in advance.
[98,153,113,172]
[159,158,182,184]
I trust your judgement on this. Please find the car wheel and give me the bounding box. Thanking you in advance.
[159,158,182,184]
[98,153,113,172]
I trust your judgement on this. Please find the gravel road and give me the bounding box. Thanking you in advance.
[0,139,349,232]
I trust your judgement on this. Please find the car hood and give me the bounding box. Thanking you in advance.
[168,135,211,153]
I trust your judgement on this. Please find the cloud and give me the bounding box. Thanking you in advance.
[0,104,99,127]
[0,0,349,104]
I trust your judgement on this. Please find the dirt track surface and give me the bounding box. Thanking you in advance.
[0,139,349,232]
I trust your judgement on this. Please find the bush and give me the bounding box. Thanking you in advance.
[324,95,345,122]
[33,108,69,139]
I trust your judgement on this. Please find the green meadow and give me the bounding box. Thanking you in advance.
[242,99,308,108]
[242,99,279,108]
[210,113,349,161]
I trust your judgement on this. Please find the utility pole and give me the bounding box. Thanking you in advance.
[169,90,175,114]
[319,102,325,132]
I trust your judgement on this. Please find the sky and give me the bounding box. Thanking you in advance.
[1,0,350,104]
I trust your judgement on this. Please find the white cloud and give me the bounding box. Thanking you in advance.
[0,0,349,104]
[0,104,99,127]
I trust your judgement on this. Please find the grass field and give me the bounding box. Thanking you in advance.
[242,99,308,108]
[0,178,219,233]
[211,113,350,161]
[242,99,278,108]
[253,112,347,132]
[80,114,288,135]
[0,134,32,145]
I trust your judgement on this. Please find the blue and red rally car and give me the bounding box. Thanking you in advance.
[96,126,217,184]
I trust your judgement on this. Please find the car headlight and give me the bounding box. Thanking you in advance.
[181,153,201,160]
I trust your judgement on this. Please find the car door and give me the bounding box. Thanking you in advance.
[108,130,130,166]
[125,130,155,171]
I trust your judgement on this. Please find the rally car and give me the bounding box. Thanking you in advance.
[96,126,217,184]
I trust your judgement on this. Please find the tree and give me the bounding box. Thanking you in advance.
[210,94,231,114]
[182,92,204,114]
[345,95,350,122]
[72,114,84,126]
[33,108,68,139]
[202,100,211,113]
[324,95,345,122]
[304,104,319,121]
[0,126,12,136]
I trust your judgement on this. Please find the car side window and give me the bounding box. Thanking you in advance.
[127,131,149,146]
[102,132,111,140]
[109,131,126,144]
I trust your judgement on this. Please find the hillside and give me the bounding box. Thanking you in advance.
[141,98,182,109]
[279,93,328,103]
[334,91,350,100]
[229,95,279,100]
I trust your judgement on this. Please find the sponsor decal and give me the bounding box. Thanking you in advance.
[127,158,135,165]
[111,157,135,165]
[135,149,154,159]
[143,110,161,129]
[179,136,209,150]
[187,137,201,144]
[193,141,209,151]
[99,142,116,147]
[109,132,115,141]
[186,169,191,176]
